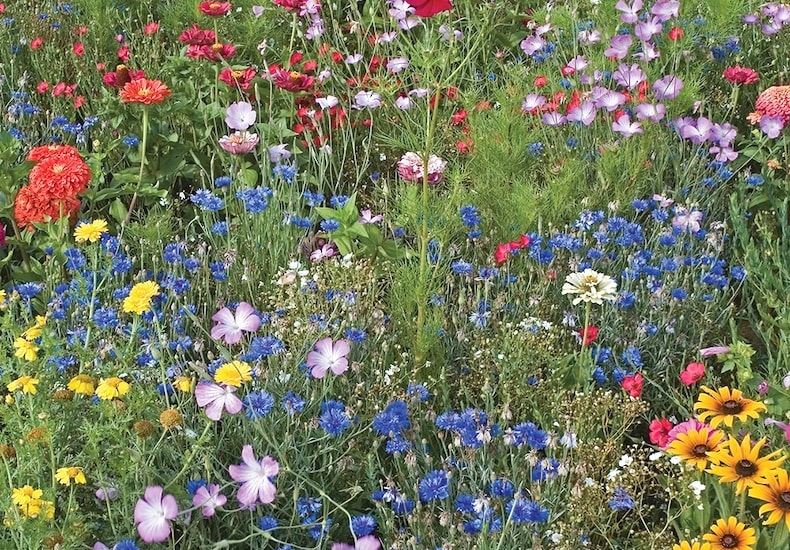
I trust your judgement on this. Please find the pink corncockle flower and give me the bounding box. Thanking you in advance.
[353,90,382,109]
[709,145,738,162]
[521,94,546,113]
[195,381,243,421]
[534,23,552,36]
[225,101,257,131]
[395,95,414,110]
[680,362,706,386]
[269,143,291,162]
[520,36,545,56]
[594,90,626,112]
[710,122,737,147]
[632,41,660,62]
[541,112,567,126]
[398,16,420,31]
[679,116,713,144]
[192,483,227,517]
[651,0,680,21]
[653,194,674,208]
[134,486,179,543]
[635,103,666,123]
[760,114,784,138]
[331,536,382,550]
[386,57,409,73]
[252,5,265,16]
[345,53,363,65]
[612,114,643,137]
[228,445,279,507]
[377,31,398,43]
[653,75,683,100]
[613,63,646,90]
[634,17,663,41]
[615,0,643,24]
[307,337,351,378]
[219,131,259,154]
[699,345,730,357]
[605,35,632,60]
[359,209,383,224]
[388,0,414,20]
[310,243,336,263]
[672,207,703,233]
[566,55,588,72]
[316,95,339,110]
[578,29,601,45]
[567,101,597,126]
[211,302,261,344]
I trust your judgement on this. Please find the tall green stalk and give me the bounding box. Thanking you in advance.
[124,107,149,225]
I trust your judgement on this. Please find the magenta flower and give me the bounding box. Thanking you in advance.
[225,101,257,131]
[134,486,179,543]
[612,114,643,137]
[211,302,261,344]
[635,103,666,123]
[194,381,243,421]
[307,337,351,379]
[652,75,684,100]
[613,63,646,90]
[634,17,663,41]
[331,536,382,550]
[192,483,227,517]
[615,0,643,24]
[567,101,597,126]
[604,35,632,60]
[228,445,279,507]
[650,0,680,21]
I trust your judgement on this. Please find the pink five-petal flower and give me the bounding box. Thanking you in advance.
[192,483,227,517]
[134,486,179,543]
[210,302,261,344]
[680,362,706,386]
[228,445,279,507]
[332,536,382,550]
[194,381,243,421]
[306,337,351,379]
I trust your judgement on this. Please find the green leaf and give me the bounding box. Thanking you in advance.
[109,199,128,223]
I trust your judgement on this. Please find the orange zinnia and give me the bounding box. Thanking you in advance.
[14,184,81,228]
[28,154,91,196]
[119,78,171,105]
[26,144,81,163]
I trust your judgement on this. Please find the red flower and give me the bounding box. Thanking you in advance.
[723,65,759,86]
[270,69,315,92]
[119,78,171,105]
[622,373,643,398]
[679,362,705,386]
[30,37,43,49]
[14,184,81,229]
[74,26,88,36]
[534,75,547,87]
[648,418,674,448]
[28,154,92,196]
[519,234,531,248]
[273,0,307,10]
[561,66,575,76]
[198,1,232,16]
[668,27,684,41]
[103,65,146,88]
[450,109,467,126]
[178,25,216,46]
[144,22,160,35]
[73,42,85,57]
[117,44,130,62]
[405,0,452,18]
[36,81,49,94]
[578,325,599,346]
[74,96,86,109]
[26,145,81,163]
[186,43,236,61]
[456,137,473,154]
[494,243,511,264]
[290,52,303,65]
[219,67,257,90]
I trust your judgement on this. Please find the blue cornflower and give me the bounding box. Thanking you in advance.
[574,210,605,230]
[320,219,341,232]
[478,267,499,280]
[16,282,43,300]
[652,209,670,223]
[527,142,544,157]
[489,479,515,499]
[259,516,278,531]
[621,346,643,368]
[303,189,324,207]
[318,400,351,435]
[406,383,430,402]
[93,307,119,329]
[531,458,560,482]
[506,498,549,523]
[47,355,77,373]
[330,195,349,208]
[508,422,548,449]
[671,288,687,300]
[731,266,746,281]
[592,366,607,385]
[186,479,207,495]
[289,216,313,229]
[459,205,480,227]
[212,221,229,235]
[243,391,275,419]
[272,163,297,183]
[243,335,284,361]
[418,470,450,502]
[343,328,366,343]
[373,400,410,435]
[163,243,184,264]
[64,248,86,271]
[631,199,650,212]
[385,435,412,454]
[746,175,764,186]
[350,515,376,537]
[296,496,322,518]
[609,486,635,510]
[114,541,139,550]
[455,494,476,514]
[214,175,232,188]
[308,518,332,540]
[210,261,227,281]
[190,189,224,211]
[184,257,201,271]
[615,291,636,309]
[451,260,474,275]
[236,187,272,214]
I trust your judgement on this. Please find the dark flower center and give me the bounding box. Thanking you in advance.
[722,399,742,414]
[780,491,790,508]
[721,534,738,548]
[692,444,709,457]
[735,459,757,477]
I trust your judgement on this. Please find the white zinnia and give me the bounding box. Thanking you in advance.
[561,269,618,305]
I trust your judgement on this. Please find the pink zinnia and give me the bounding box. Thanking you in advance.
[134,486,179,543]
[194,381,243,420]
[219,131,259,154]
[306,337,351,379]
[396,152,447,185]
[210,302,261,344]
[228,445,279,507]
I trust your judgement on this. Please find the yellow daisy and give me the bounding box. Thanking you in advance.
[214,360,252,387]
[67,374,96,395]
[695,386,767,427]
[7,375,39,395]
[702,516,756,550]
[707,435,785,495]
[74,219,108,243]
[13,337,39,361]
[122,281,160,314]
[749,468,790,532]
[95,377,131,400]
[55,467,87,486]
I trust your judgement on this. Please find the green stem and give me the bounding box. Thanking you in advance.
[163,421,214,491]
[124,107,149,225]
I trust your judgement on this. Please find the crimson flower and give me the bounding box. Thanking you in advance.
[622,373,643,398]
[199,1,232,16]
[680,362,705,386]
[579,325,599,346]
[723,65,759,85]
[219,67,257,90]
[648,418,674,448]
[405,0,452,17]
[270,68,315,92]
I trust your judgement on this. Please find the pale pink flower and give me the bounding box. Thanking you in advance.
[134,486,179,543]
[397,152,447,184]
[219,131,259,154]
[192,483,227,517]
[332,536,382,550]
[307,337,351,379]
[210,302,261,344]
[194,381,243,421]
[228,445,279,507]
[359,209,383,224]
[672,207,703,233]
[699,345,730,357]
[225,101,257,131]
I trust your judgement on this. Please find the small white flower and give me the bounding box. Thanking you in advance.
[561,269,618,305]
[618,454,633,468]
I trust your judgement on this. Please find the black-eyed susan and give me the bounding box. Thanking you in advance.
[673,542,711,550]
[214,360,252,387]
[702,516,756,550]
[707,435,785,495]
[749,468,790,531]
[95,377,131,400]
[667,426,726,470]
[695,386,767,428]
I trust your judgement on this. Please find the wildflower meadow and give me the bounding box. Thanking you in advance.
[1,0,790,548]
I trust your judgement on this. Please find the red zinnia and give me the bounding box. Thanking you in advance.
[178,25,216,46]
[119,78,171,105]
[198,1,232,16]
[273,0,307,11]
[219,67,257,90]
[28,154,91,196]
[270,69,315,92]
[722,65,759,86]
[754,85,790,125]
[26,144,81,163]
[14,184,81,228]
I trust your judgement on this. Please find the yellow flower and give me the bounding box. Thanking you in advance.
[12,485,42,507]
[707,435,785,495]
[67,374,96,395]
[73,219,108,243]
[55,467,87,486]
[0,289,6,306]
[673,542,712,550]
[702,516,756,550]
[7,375,39,395]
[173,376,193,392]
[95,377,131,400]
[122,281,160,314]
[748,468,790,531]
[214,360,252,387]
[13,338,39,361]
[695,386,767,428]
[21,315,47,340]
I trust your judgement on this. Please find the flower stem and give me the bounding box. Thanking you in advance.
[124,107,149,225]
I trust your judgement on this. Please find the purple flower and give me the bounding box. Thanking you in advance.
[615,0,643,24]
[225,101,257,131]
[612,114,643,137]
[194,381,243,421]
[652,75,683,100]
[760,115,784,138]
[672,207,703,233]
[331,536,382,550]
[306,337,351,379]
[228,445,279,507]
[633,41,660,62]
[613,63,647,90]
[567,101,596,126]
[566,55,588,72]
[386,57,409,73]
[541,112,566,126]
[134,486,179,544]
[359,209,383,224]
[192,484,227,517]
[650,0,680,21]
[634,103,665,123]
[604,35,632,60]
[709,145,738,162]
[634,17,663,41]
[710,122,737,146]
[211,302,261,345]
